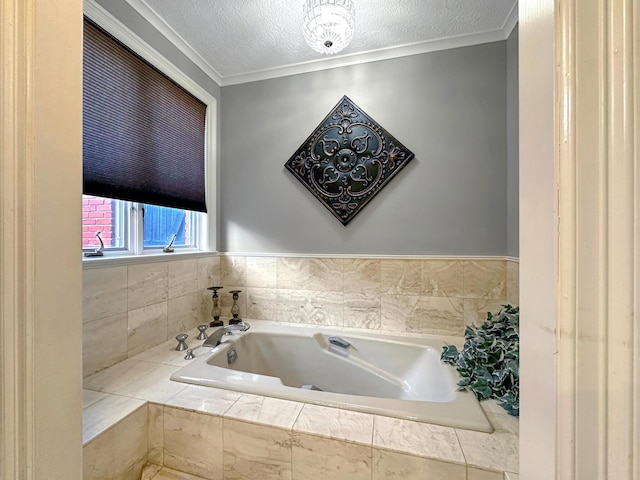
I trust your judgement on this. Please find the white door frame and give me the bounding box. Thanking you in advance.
[520,0,638,478]
[0,0,84,478]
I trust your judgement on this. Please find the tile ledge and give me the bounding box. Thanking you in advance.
[82,396,146,446]
[83,392,515,471]
[82,250,219,269]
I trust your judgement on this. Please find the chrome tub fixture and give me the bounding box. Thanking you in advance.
[202,322,251,349]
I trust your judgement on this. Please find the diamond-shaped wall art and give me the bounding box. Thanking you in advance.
[285,95,415,225]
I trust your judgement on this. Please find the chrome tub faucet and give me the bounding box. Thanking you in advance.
[202,322,251,348]
[183,322,250,359]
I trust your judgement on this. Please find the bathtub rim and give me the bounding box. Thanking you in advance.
[170,321,494,433]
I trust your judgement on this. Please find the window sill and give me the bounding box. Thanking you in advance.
[81,249,219,269]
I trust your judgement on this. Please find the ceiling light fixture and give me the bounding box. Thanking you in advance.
[302,0,355,55]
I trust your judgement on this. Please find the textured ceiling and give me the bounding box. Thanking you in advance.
[125,0,517,85]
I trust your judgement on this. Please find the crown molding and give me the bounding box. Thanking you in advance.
[124,0,517,87]
[502,1,519,37]
[221,30,506,86]
[84,0,217,104]
[125,0,223,85]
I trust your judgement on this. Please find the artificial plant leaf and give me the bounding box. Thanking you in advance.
[440,305,520,416]
[441,345,459,365]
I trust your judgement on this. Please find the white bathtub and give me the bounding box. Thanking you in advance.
[171,322,493,433]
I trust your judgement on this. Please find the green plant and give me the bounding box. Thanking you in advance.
[441,305,519,416]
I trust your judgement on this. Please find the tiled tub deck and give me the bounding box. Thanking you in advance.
[83,323,519,480]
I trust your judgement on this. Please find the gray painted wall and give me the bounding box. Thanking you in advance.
[506,27,519,257]
[220,42,508,255]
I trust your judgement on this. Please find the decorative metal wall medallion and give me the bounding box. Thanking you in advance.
[285,95,415,225]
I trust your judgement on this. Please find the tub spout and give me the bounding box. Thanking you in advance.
[328,336,351,348]
[202,322,250,348]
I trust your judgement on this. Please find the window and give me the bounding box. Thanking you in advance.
[82,2,217,256]
[82,195,126,250]
[81,195,201,253]
[142,204,197,249]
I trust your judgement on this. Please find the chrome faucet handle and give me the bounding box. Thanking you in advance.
[237,321,250,332]
[184,344,204,360]
[196,324,209,340]
[175,333,189,351]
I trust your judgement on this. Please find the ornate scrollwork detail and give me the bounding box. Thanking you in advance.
[332,101,358,134]
[351,132,371,154]
[285,96,415,225]
[290,152,308,175]
[349,164,372,186]
[318,136,340,157]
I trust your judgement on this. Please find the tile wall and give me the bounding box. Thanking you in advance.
[83,255,519,377]
[84,395,518,480]
[83,403,148,480]
[83,256,221,376]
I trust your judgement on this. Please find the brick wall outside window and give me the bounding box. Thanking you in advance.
[82,195,115,248]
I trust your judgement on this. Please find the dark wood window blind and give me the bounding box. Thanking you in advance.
[83,18,207,212]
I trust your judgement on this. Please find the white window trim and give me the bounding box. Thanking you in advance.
[82,0,217,260]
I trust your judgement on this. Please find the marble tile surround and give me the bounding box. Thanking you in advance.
[83,256,221,377]
[83,398,516,480]
[82,330,518,480]
[247,257,515,327]
[83,255,518,378]
[81,258,514,476]
[242,256,518,335]
[144,464,516,480]
[83,404,148,480]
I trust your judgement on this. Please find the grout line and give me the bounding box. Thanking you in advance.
[125,264,130,313]
[291,401,305,433]
[221,392,244,417]
[158,402,165,467]
[369,441,374,480]
[221,404,226,475]
[371,415,377,446]
[454,428,469,466]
